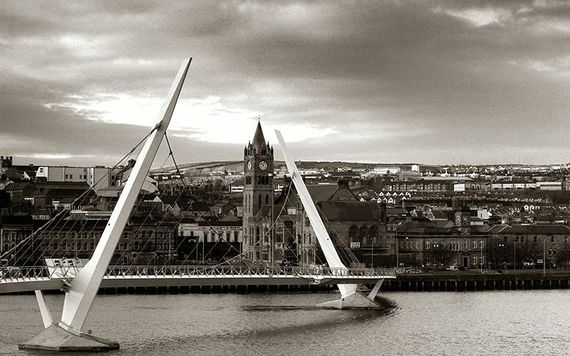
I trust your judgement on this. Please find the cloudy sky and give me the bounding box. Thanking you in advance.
[1,0,569,167]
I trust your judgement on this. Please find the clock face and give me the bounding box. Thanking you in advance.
[247,160,252,170]
[259,160,268,170]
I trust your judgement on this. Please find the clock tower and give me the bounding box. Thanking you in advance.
[243,121,274,261]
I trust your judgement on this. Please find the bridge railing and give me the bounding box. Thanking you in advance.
[103,265,395,278]
[1,265,396,282]
[0,265,80,282]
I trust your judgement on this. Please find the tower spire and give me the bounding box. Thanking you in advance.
[252,119,266,147]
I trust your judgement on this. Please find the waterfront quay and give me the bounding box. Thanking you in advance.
[94,271,570,294]
[383,269,570,292]
[60,270,570,295]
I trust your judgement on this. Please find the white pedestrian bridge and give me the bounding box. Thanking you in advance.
[0,265,396,294]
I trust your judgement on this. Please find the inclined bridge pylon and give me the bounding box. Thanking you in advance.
[0,58,395,352]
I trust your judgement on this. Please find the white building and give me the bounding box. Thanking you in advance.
[36,166,112,190]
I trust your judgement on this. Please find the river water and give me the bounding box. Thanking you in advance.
[1,291,568,355]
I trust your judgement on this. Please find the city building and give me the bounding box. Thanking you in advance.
[395,220,490,269]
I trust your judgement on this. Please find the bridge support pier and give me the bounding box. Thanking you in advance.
[19,324,119,352]
[317,280,384,310]
[316,291,381,309]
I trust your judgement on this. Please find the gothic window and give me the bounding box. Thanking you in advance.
[265,194,269,205]
[258,194,261,208]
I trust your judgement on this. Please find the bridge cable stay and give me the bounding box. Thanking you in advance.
[108,151,176,268]
[277,184,315,267]
[103,129,251,275]
[119,136,237,271]
[21,133,152,267]
[53,58,192,340]
[217,184,296,269]
[315,204,361,266]
[156,137,298,270]
[270,181,358,270]
[8,131,150,266]
[44,142,145,265]
[117,143,218,272]
[160,133,238,268]
[275,129,386,308]
[3,132,154,267]
[172,181,298,272]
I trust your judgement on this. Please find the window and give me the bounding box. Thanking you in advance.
[359,226,368,239]
[348,225,358,238]
[534,236,538,243]
[551,236,555,243]
[426,241,431,249]
[368,225,378,239]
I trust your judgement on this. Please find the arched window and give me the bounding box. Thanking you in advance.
[368,225,378,240]
[359,226,368,239]
[349,225,358,239]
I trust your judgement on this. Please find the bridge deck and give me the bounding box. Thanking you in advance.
[0,266,396,294]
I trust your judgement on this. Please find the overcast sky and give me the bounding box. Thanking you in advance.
[1,0,569,167]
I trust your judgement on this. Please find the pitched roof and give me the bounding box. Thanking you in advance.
[396,220,459,235]
[3,181,33,192]
[317,201,381,221]
[306,184,338,202]
[499,225,570,235]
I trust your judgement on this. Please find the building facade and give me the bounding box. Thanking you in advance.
[36,166,112,190]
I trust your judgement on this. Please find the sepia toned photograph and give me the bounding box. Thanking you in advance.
[1,1,569,354]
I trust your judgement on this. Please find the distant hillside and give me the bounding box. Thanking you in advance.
[151,160,418,174]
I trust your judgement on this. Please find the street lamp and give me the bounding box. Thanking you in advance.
[513,241,517,271]
[480,239,483,273]
[543,236,547,276]
[396,236,408,269]
[498,242,505,271]
[370,235,375,269]
[396,236,399,268]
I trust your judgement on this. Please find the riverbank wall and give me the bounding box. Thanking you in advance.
[382,271,570,292]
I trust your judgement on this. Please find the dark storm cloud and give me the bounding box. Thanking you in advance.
[0,0,569,165]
